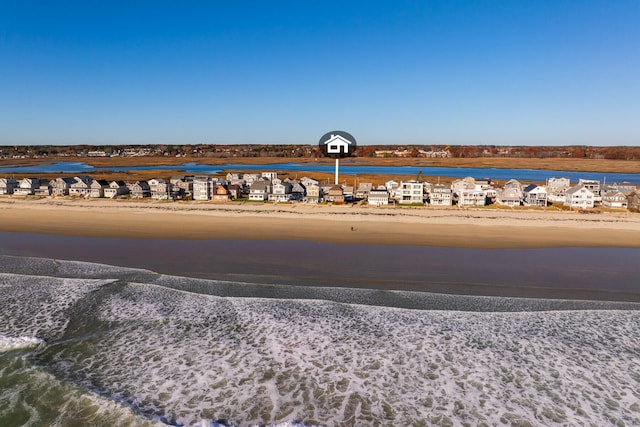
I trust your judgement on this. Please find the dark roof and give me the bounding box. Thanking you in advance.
[523,184,538,192]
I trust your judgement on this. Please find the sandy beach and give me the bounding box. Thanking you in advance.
[1,197,639,248]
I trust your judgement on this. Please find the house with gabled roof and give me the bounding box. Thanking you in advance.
[496,187,522,206]
[523,184,547,207]
[565,184,594,209]
[269,181,293,202]
[0,178,18,195]
[602,190,628,209]
[304,183,321,203]
[227,184,242,200]
[212,184,231,202]
[547,177,571,203]
[355,182,373,201]
[249,180,270,201]
[290,181,306,201]
[128,181,151,199]
[104,180,129,198]
[49,177,75,196]
[69,176,93,197]
[14,178,40,196]
[325,185,345,203]
[89,179,109,198]
[627,191,640,212]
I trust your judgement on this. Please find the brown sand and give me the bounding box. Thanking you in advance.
[1,198,639,248]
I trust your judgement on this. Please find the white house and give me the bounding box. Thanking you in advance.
[192,176,212,201]
[523,184,547,207]
[367,188,389,206]
[49,177,75,196]
[457,188,486,206]
[565,184,595,209]
[69,176,93,197]
[385,180,400,201]
[0,178,18,194]
[269,181,292,202]
[104,180,129,198]
[14,178,40,196]
[324,134,352,155]
[249,180,270,201]
[399,181,424,204]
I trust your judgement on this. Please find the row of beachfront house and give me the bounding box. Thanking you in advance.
[1,173,638,210]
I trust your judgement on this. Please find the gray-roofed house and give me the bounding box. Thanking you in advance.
[0,178,18,195]
[565,184,595,209]
[14,178,40,196]
[69,176,93,197]
[89,179,109,198]
[249,180,270,201]
[129,181,151,199]
[49,177,75,196]
[104,180,129,198]
[602,190,628,209]
[429,184,452,206]
[523,184,547,207]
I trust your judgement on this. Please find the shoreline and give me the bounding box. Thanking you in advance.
[1,197,640,248]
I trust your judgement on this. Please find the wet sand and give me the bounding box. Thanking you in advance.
[2,198,639,302]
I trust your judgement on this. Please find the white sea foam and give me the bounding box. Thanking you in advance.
[82,283,640,426]
[2,258,640,426]
[0,335,44,352]
[0,273,113,339]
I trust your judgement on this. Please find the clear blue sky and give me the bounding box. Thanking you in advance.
[1,1,638,146]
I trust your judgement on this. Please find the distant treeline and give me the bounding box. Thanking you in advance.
[2,144,639,160]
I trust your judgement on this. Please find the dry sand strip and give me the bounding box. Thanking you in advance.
[1,198,640,248]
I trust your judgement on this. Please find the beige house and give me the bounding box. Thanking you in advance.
[547,177,571,203]
[429,184,452,206]
[304,183,321,203]
[49,177,75,196]
[602,190,628,208]
[496,187,522,206]
[324,185,345,203]
[128,181,151,198]
[89,179,109,198]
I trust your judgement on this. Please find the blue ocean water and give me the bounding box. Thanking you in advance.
[1,161,639,184]
[1,255,639,426]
